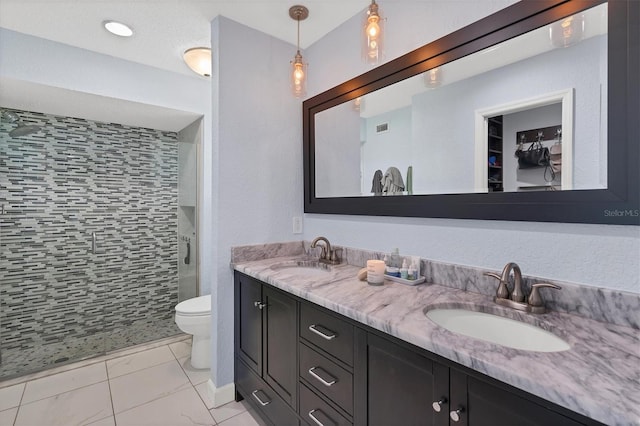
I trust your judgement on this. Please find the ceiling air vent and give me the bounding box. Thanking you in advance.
[376,122,389,133]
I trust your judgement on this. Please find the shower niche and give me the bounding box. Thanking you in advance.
[178,119,200,303]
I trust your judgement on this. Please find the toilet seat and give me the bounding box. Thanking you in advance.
[175,295,211,316]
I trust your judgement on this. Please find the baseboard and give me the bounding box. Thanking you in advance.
[207,379,235,408]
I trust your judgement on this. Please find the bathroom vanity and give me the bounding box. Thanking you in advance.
[232,252,639,426]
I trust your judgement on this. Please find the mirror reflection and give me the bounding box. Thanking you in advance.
[315,3,607,198]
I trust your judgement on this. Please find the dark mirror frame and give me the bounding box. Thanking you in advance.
[303,0,639,225]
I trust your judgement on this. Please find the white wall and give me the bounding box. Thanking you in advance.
[209,16,304,387]
[315,101,361,197]
[362,107,412,195]
[412,35,603,194]
[0,28,208,116]
[0,29,214,301]
[503,104,562,190]
[304,2,640,292]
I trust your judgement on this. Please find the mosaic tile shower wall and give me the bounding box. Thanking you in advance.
[0,109,181,379]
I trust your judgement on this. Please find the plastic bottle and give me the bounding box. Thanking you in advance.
[408,262,417,280]
[400,259,409,279]
[390,248,401,268]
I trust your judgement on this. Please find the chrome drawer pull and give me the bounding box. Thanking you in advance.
[308,409,336,426]
[308,367,337,386]
[432,397,447,412]
[251,390,271,406]
[450,407,465,422]
[308,324,337,340]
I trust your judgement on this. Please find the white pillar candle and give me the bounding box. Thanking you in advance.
[367,259,386,286]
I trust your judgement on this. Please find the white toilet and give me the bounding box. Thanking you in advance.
[174,295,211,369]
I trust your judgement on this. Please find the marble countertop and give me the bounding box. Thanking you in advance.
[234,256,640,425]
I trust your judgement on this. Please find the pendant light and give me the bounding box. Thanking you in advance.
[550,14,585,48]
[424,67,442,88]
[289,5,309,98]
[363,0,384,65]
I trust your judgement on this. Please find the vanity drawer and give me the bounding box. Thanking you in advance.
[236,359,299,426]
[300,304,354,366]
[300,382,352,426]
[300,343,353,415]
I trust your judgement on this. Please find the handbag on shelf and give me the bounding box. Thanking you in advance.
[515,139,550,169]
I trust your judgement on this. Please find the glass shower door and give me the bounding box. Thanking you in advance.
[0,113,107,380]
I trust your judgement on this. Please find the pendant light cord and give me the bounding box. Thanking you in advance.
[297,15,301,51]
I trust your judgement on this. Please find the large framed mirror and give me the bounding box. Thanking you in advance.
[303,0,638,224]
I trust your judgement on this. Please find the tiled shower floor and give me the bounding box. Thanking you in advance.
[0,317,182,381]
[0,335,262,426]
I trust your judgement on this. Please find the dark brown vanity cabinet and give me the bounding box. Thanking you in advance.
[234,273,299,425]
[455,370,589,426]
[234,273,603,426]
[298,303,364,426]
[366,333,449,426]
[366,331,600,426]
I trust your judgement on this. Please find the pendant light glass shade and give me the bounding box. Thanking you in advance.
[291,50,307,98]
[183,47,211,77]
[363,0,384,64]
[424,67,442,88]
[289,5,309,98]
[549,14,585,48]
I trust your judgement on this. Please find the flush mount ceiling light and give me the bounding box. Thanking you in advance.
[289,5,309,98]
[183,47,212,77]
[363,0,384,65]
[103,20,134,37]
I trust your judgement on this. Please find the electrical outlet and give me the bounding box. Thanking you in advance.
[292,216,303,234]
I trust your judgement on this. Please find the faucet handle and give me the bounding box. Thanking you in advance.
[484,272,509,299]
[528,283,561,307]
[330,247,343,263]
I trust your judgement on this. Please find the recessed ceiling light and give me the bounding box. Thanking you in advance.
[103,20,134,37]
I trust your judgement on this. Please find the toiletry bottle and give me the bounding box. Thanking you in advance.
[390,248,401,268]
[383,254,389,273]
[411,257,421,279]
[400,259,409,279]
[408,261,416,280]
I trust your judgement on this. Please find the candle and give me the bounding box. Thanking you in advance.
[367,259,386,286]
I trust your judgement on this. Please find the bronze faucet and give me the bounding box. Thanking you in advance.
[310,236,342,265]
[484,262,560,314]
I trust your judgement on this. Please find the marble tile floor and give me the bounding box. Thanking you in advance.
[0,335,261,426]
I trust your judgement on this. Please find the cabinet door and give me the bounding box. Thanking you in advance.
[236,359,299,426]
[366,333,449,426]
[451,368,591,426]
[263,286,298,407]
[235,273,263,375]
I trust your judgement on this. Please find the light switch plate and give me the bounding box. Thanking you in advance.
[292,216,303,234]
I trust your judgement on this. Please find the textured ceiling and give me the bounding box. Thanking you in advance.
[0,0,370,76]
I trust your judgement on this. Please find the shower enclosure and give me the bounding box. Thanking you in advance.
[0,108,199,381]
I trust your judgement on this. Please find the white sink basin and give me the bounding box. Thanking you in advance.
[275,266,331,276]
[270,261,332,277]
[425,308,570,352]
